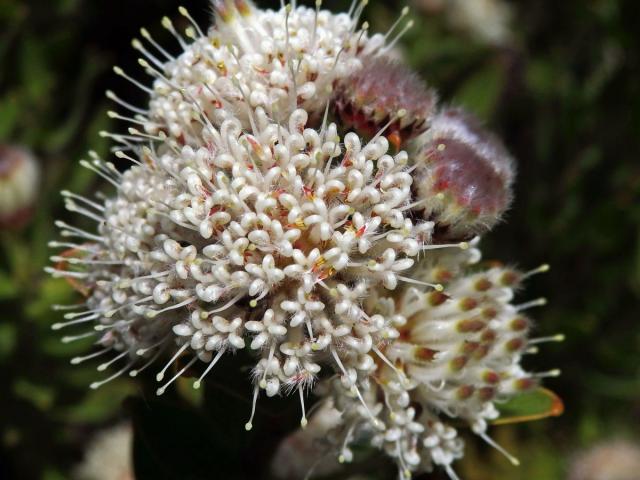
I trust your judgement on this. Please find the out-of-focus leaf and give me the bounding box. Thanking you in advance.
[0,93,20,140]
[13,379,56,411]
[55,379,135,423]
[493,388,564,425]
[0,270,18,300]
[453,61,505,120]
[0,323,17,359]
[25,277,75,320]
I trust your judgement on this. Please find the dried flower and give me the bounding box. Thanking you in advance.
[0,145,40,229]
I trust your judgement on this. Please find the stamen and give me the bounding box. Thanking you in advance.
[369,109,407,143]
[161,16,188,49]
[131,38,164,69]
[298,384,308,428]
[107,110,157,129]
[444,464,462,480]
[45,267,90,281]
[206,292,244,315]
[156,343,189,381]
[79,159,121,189]
[381,19,414,54]
[178,6,205,38]
[245,384,260,431]
[105,90,148,114]
[157,356,198,395]
[54,220,105,243]
[532,369,561,378]
[112,66,153,94]
[515,298,547,312]
[372,345,409,386]
[331,348,382,429]
[62,330,99,343]
[528,334,565,345]
[70,347,112,365]
[140,27,174,61]
[383,6,410,41]
[522,263,550,279]
[397,275,443,291]
[477,431,520,466]
[130,344,168,377]
[193,348,227,389]
[146,296,196,318]
[97,350,130,371]
[90,361,135,390]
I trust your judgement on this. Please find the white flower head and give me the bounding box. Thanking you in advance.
[49,2,558,479]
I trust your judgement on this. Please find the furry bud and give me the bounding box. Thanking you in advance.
[411,108,515,240]
[335,56,437,148]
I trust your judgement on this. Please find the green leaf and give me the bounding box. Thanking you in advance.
[494,388,564,425]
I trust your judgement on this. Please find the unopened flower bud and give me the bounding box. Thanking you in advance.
[0,145,40,229]
[335,56,437,148]
[411,108,515,241]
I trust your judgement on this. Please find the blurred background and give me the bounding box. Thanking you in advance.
[0,0,639,479]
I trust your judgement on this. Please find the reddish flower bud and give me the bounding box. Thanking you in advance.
[411,108,515,241]
[334,56,437,147]
[0,145,40,229]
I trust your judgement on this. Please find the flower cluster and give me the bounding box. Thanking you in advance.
[49,1,558,478]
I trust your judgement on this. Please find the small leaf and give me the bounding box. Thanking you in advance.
[493,388,564,425]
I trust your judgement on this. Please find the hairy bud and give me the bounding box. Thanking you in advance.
[411,108,515,241]
[335,56,437,148]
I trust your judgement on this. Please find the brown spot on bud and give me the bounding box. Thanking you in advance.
[413,346,438,362]
[478,386,496,401]
[457,385,475,400]
[335,56,437,145]
[450,355,469,371]
[510,317,530,332]
[481,329,497,343]
[411,108,515,241]
[482,307,498,320]
[458,318,486,333]
[462,341,480,354]
[514,377,538,391]
[500,269,521,286]
[427,290,449,307]
[434,268,454,283]
[459,297,478,311]
[506,337,525,352]
[474,277,493,291]
[473,344,490,360]
[483,370,501,384]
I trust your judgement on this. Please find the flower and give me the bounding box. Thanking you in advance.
[74,423,133,480]
[568,439,640,480]
[0,145,40,229]
[49,2,557,479]
[319,245,557,479]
